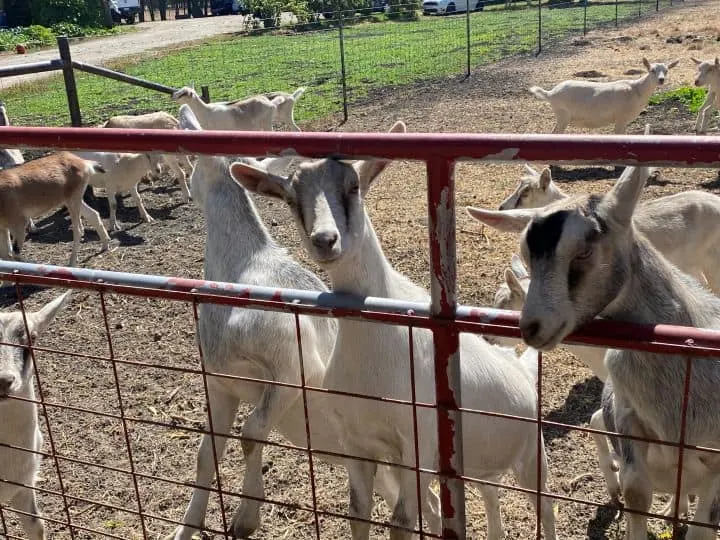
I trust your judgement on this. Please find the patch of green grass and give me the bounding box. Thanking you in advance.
[649,86,709,113]
[0,1,661,126]
[0,24,125,52]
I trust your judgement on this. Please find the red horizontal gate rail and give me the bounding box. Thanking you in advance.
[0,126,718,540]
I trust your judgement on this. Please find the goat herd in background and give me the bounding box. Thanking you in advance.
[0,54,719,540]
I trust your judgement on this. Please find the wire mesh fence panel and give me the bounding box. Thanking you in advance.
[469,7,538,69]
[342,8,469,107]
[540,0,586,49]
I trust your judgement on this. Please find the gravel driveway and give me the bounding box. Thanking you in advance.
[0,16,250,88]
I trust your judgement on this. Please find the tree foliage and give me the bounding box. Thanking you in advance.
[29,0,107,26]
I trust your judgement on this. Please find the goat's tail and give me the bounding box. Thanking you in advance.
[529,86,550,101]
[292,86,307,101]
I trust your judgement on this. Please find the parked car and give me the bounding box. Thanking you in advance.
[211,0,247,15]
[109,0,122,23]
[116,0,141,23]
[422,0,520,13]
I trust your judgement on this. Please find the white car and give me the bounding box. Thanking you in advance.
[422,0,485,14]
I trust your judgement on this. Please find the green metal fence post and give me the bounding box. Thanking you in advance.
[583,0,587,34]
[465,1,471,77]
[338,14,349,121]
[537,0,542,54]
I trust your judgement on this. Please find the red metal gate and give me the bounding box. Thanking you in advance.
[0,126,719,539]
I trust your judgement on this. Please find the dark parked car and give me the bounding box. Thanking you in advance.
[211,0,248,15]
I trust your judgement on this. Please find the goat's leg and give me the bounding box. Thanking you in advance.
[617,435,652,539]
[373,468,441,536]
[514,434,557,540]
[167,156,191,202]
[230,382,301,538]
[130,183,154,224]
[79,200,110,250]
[167,383,240,540]
[588,408,621,500]
[11,486,46,540]
[696,91,715,134]
[106,188,121,231]
[66,201,82,267]
[347,457,377,540]
[479,484,504,540]
[388,444,431,540]
[685,478,720,540]
[26,218,37,234]
[9,220,27,262]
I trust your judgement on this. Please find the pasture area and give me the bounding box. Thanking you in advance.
[2,0,720,539]
[0,0,674,127]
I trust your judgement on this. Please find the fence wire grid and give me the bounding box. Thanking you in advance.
[0,127,718,539]
[0,0,686,130]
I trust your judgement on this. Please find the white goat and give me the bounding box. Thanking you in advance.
[691,57,720,134]
[496,164,720,293]
[529,58,679,133]
[0,291,71,540]
[102,111,192,202]
[172,86,284,131]
[229,121,557,540]
[467,165,720,540]
[167,106,440,540]
[73,151,162,231]
[0,152,110,267]
[263,87,306,131]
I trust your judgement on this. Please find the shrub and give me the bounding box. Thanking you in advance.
[387,0,419,19]
[248,0,310,27]
[29,0,105,27]
[648,86,709,114]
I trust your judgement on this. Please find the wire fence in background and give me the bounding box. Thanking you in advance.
[0,0,685,129]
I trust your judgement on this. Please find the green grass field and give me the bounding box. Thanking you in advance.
[1,0,665,127]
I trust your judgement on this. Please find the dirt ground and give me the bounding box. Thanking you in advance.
[2,0,720,538]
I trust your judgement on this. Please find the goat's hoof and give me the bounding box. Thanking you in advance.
[110,223,122,232]
[229,510,260,539]
[144,216,155,224]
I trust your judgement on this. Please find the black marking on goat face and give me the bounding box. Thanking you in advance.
[526,210,570,259]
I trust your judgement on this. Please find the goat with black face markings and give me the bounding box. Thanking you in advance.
[468,165,720,540]
[229,121,557,540]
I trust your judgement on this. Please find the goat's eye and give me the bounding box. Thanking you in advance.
[575,247,593,260]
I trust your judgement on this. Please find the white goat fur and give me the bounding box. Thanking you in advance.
[0,291,71,540]
[498,164,720,293]
[73,151,161,231]
[691,57,720,134]
[102,111,192,202]
[491,255,691,517]
[529,58,678,133]
[0,152,110,267]
[468,165,720,540]
[229,122,557,540]
[171,86,305,132]
[167,106,440,540]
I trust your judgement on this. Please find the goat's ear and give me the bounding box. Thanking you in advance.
[667,59,680,69]
[510,253,529,279]
[598,166,652,229]
[504,268,527,298]
[523,163,539,176]
[642,57,651,71]
[28,291,71,339]
[229,161,291,200]
[691,57,702,65]
[538,167,552,190]
[178,105,202,131]
[353,120,406,192]
[466,207,535,233]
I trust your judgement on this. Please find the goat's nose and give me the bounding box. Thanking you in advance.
[311,231,339,251]
[520,319,541,342]
[0,374,16,396]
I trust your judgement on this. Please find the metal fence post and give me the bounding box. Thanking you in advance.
[537,0,542,54]
[656,0,659,10]
[338,14,349,122]
[201,85,211,103]
[615,0,618,26]
[583,0,587,35]
[638,0,641,17]
[57,36,82,127]
[465,4,471,77]
[426,158,465,539]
